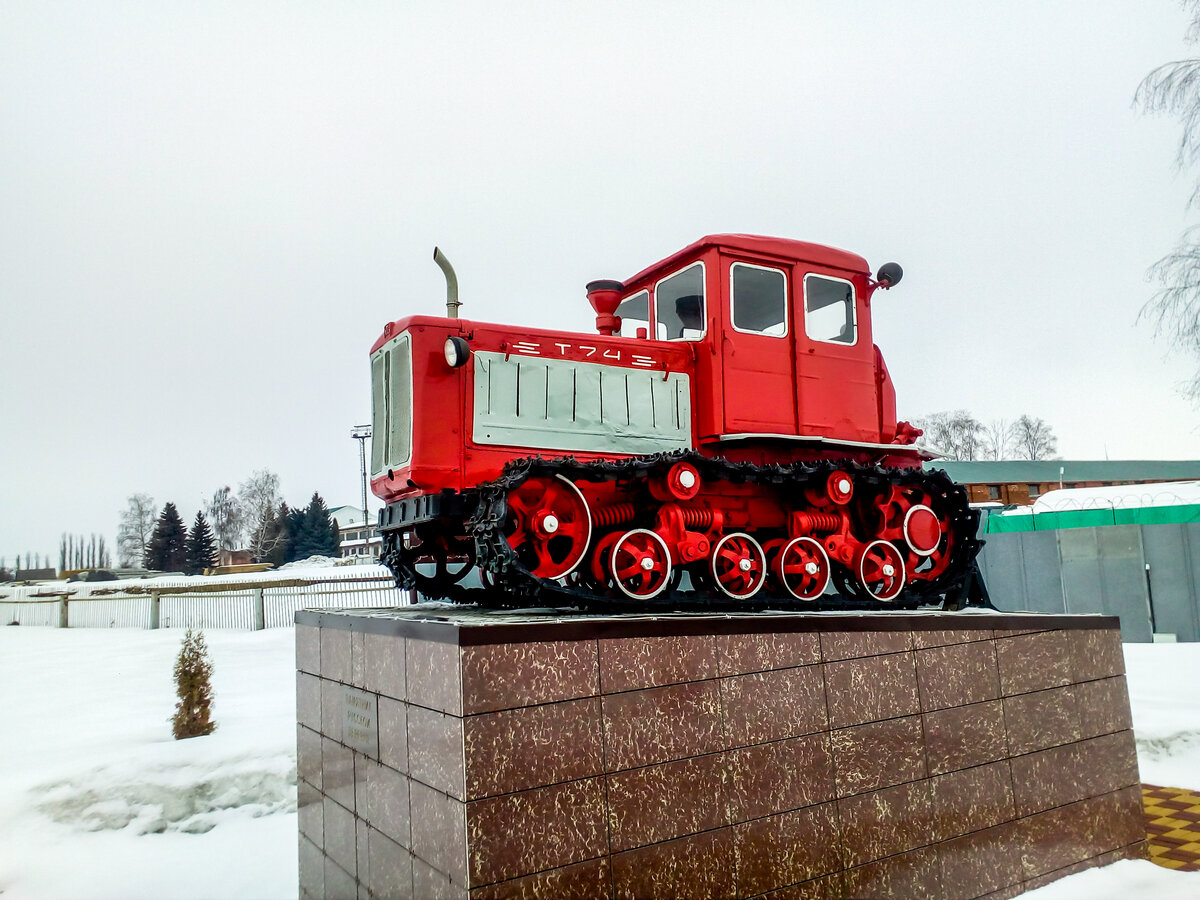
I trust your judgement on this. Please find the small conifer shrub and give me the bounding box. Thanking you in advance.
[172,628,216,739]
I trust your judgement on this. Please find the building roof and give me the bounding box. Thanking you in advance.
[927,460,1200,484]
[329,505,374,529]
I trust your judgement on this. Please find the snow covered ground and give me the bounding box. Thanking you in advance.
[0,627,1196,899]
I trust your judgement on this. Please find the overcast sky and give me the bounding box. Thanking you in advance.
[3,1,1199,562]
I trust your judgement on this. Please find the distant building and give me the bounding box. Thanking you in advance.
[931,460,1200,507]
[329,505,382,561]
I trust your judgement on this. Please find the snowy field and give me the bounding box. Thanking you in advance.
[0,628,1196,899]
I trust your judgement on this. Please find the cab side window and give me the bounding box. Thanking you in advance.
[731,263,787,336]
[655,263,705,340]
[804,274,857,344]
[616,290,649,338]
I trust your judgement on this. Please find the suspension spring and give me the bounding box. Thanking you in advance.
[793,511,842,534]
[679,506,716,529]
[594,503,638,528]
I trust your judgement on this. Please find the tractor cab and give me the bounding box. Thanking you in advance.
[593,234,904,450]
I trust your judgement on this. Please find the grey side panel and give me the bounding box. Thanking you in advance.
[472,351,692,455]
[1058,526,1152,642]
[980,531,1065,614]
[1142,523,1200,642]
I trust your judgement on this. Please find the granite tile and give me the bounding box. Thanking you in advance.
[322,627,353,684]
[409,705,465,800]
[298,776,323,845]
[407,637,462,715]
[912,627,994,649]
[974,885,1026,900]
[341,685,378,759]
[357,818,369,894]
[364,631,406,701]
[995,630,1074,695]
[297,624,321,675]
[351,630,367,689]
[299,834,323,898]
[938,820,1026,900]
[468,858,610,900]
[324,795,358,879]
[819,630,911,661]
[599,633,716,692]
[461,639,597,715]
[824,652,919,729]
[298,672,321,731]
[924,700,1007,776]
[367,827,414,900]
[840,845,942,900]
[716,630,821,675]
[831,715,926,797]
[325,855,357,900]
[298,724,322,791]
[733,802,841,896]
[930,760,1016,842]
[1071,628,1125,682]
[321,677,344,740]
[1075,676,1133,738]
[611,827,737,900]
[607,753,728,852]
[410,780,467,884]
[838,779,934,868]
[323,737,355,812]
[760,872,844,899]
[721,665,827,746]
[602,680,723,771]
[727,733,835,823]
[1004,685,1081,756]
[363,758,411,850]
[915,640,1000,711]
[466,776,607,886]
[1018,797,1098,878]
[464,697,603,799]
[378,696,408,774]
[1107,784,1151,849]
[1017,788,1143,882]
[1010,733,1137,817]
[413,856,467,900]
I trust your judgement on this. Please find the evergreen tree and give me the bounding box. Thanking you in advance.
[171,628,216,739]
[267,502,293,566]
[146,502,188,572]
[284,504,307,563]
[185,511,218,575]
[293,493,339,559]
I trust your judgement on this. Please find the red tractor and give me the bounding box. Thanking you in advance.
[369,234,982,609]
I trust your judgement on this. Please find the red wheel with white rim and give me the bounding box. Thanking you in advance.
[777,536,831,601]
[711,532,767,599]
[903,504,942,556]
[856,540,906,601]
[503,475,592,580]
[610,529,673,599]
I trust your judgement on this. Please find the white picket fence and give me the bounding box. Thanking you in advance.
[0,565,415,630]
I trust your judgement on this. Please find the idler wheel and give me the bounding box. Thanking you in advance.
[711,532,767,599]
[904,504,942,556]
[776,536,831,601]
[609,529,673,600]
[855,540,906,601]
[503,475,592,580]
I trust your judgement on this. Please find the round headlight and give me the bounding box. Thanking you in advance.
[444,336,470,368]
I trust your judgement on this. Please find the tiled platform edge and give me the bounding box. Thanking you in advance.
[1143,784,1200,871]
[295,608,1146,900]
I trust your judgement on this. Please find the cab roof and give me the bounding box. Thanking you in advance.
[620,234,870,289]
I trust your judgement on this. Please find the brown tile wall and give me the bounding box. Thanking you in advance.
[297,617,1143,900]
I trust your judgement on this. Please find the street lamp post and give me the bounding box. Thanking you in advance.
[351,425,372,555]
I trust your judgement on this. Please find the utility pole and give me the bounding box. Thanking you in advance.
[351,425,372,553]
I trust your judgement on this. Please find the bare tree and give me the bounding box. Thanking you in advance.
[1137,3,1200,397]
[238,470,283,562]
[206,486,244,552]
[1011,415,1059,460]
[983,418,1013,460]
[117,493,157,568]
[914,410,987,460]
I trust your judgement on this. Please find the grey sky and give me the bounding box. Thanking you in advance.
[2,1,1197,561]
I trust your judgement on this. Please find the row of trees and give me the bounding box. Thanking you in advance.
[59,533,112,571]
[123,471,343,572]
[913,412,1059,461]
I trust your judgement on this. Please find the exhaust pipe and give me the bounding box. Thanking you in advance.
[433,247,460,318]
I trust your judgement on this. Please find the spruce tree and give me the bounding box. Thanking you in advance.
[171,628,216,739]
[146,503,188,572]
[185,511,218,575]
[294,493,338,559]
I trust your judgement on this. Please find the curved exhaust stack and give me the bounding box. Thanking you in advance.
[433,247,460,318]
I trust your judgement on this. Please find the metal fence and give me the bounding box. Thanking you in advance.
[978,522,1200,642]
[0,566,414,630]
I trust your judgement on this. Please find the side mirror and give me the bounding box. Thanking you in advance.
[875,262,903,288]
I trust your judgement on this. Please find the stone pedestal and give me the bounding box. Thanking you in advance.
[295,608,1145,900]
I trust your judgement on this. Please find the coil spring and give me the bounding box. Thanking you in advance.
[795,511,842,533]
[679,506,715,529]
[593,503,638,527]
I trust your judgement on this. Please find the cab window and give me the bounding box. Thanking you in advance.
[804,274,856,344]
[616,290,649,338]
[731,263,787,336]
[655,263,705,340]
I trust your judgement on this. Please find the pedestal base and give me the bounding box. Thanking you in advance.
[295,608,1144,900]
